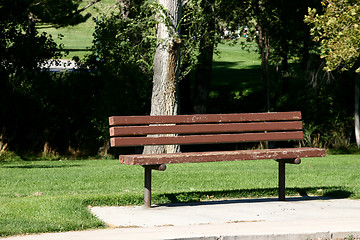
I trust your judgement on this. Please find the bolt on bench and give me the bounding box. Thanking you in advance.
[109,111,325,207]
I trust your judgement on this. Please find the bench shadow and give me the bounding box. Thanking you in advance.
[154,187,353,208]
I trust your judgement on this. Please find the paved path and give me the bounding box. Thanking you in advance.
[2,197,360,240]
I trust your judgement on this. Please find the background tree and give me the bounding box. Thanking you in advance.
[224,0,322,112]
[192,0,216,114]
[179,0,222,114]
[305,0,360,148]
[0,0,102,154]
[86,0,154,154]
[27,0,94,36]
[0,0,60,153]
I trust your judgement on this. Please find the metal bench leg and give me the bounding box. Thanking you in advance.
[143,164,166,208]
[278,161,286,201]
[144,166,152,208]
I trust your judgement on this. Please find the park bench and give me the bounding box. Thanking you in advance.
[109,111,326,207]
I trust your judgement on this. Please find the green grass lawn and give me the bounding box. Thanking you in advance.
[213,41,261,90]
[209,41,265,113]
[38,0,119,60]
[0,155,359,237]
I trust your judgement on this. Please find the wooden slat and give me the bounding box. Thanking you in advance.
[111,131,304,147]
[110,121,302,136]
[109,112,302,126]
[119,147,326,165]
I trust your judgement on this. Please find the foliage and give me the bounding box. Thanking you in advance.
[209,42,357,151]
[180,0,222,77]
[215,0,323,112]
[7,0,92,28]
[1,0,359,156]
[0,0,106,155]
[305,0,360,72]
[275,66,355,149]
[83,1,158,149]
[0,141,22,162]
[305,0,360,150]
[213,0,357,150]
[0,0,58,153]
[0,1,105,154]
[261,0,322,66]
[91,2,156,76]
[30,0,91,27]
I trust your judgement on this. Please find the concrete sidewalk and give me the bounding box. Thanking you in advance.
[3,197,360,240]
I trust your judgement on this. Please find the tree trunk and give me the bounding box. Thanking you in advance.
[179,68,192,114]
[301,39,309,71]
[193,0,215,114]
[355,74,360,148]
[256,25,271,112]
[118,0,131,18]
[193,42,214,113]
[281,48,289,94]
[27,12,36,36]
[143,0,182,154]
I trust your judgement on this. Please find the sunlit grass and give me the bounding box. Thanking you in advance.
[0,155,359,237]
[37,0,119,60]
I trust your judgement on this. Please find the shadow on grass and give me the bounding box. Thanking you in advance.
[212,61,248,69]
[78,187,353,208]
[61,49,91,52]
[212,62,261,87]
[1,164,82,169]
[153,186,353,206]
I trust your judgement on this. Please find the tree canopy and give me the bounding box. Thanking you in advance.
[305,0,360,148]
[305,0,360,72]
[1,0,359,157]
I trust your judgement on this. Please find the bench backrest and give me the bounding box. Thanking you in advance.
[109,111,304,148]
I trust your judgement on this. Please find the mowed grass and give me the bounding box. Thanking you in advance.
[0,155,359,237]
[212,41,262,91]
[38,0,119,59]
[209,41,265,113]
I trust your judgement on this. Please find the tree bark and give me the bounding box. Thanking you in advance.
[143,0,182,154]
[118,0,131,18]
[355,74,360,148]
[74,0,102,15]
[27,12,36,36]
[256,25,271,112]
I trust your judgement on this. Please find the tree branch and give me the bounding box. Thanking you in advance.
[74,0,102,15]
[182,0,189,6]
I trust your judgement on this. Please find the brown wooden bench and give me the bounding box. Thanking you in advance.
[109,111,325,207]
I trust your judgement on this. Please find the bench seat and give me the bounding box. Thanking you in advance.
[120,147,325,165]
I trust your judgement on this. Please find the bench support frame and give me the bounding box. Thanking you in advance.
[277,158,301,201]
[144,166,152,208]
[143,164,166,208]
[143,158,301,208]
[278,161,286,201]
